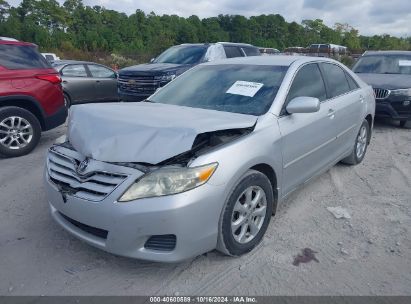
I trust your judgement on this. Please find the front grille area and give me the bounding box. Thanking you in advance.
[144,235,177,251]
[47,150,127,201]
[374,88,390,100]
[59,212,108,239]
[118,75,160,95]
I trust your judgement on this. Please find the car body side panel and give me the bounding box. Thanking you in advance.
[63,76,97,104]
[277,105,340,196]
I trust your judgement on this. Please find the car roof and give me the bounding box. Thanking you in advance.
[52,60,96,66]
[202,55,337,67]
[363,50,411,56]
[0,39,36,46]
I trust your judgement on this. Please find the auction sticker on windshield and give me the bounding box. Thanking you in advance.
[226,81,264,97]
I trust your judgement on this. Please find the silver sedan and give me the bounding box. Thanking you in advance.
[45,56,375,262]
[52,60,119,107]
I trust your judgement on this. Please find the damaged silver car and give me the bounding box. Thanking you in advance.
[45,56,375,262]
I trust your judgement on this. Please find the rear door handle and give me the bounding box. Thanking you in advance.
[327,109,335,119]
[359,95,364,103]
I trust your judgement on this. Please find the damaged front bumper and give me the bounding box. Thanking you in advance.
[45,145,226,262]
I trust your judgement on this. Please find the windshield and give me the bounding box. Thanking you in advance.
[153,45,208,64]
[353,55,411,75]
[148,64,288,116]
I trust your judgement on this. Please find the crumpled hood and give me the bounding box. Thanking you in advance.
[119,63,193,76]
[67,103,257,164]
[356,73,411,90]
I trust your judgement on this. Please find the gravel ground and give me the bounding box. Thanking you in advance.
[0,119,410,296]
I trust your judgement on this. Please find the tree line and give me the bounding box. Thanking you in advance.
[0,0,410,63]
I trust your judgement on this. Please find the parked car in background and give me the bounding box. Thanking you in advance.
[42,53,60,62]
[353,51,411,127]
[45,56,374,262]
[0,38,66,157]
[118,42,261,102]
[309,44,348,57]
[259,47,280,55]
[52,60,119,107]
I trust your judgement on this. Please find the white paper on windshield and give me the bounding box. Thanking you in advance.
[399,60,411,66]
[226,81,264,97]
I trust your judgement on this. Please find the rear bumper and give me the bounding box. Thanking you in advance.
[43,105,67,131]
[375,101,411,121]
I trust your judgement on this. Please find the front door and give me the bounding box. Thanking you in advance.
[278,63,339,196]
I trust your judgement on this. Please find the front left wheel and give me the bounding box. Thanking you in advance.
[217,170,274,256]
[0,107,41,157]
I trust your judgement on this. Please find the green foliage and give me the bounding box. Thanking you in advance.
[0,0,409,64]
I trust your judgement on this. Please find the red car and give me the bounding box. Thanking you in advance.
[0,38,67,157]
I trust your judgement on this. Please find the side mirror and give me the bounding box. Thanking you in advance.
[286,96,320,114]
[150,58,155,63]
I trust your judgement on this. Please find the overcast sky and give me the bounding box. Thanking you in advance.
[7,0,411,37]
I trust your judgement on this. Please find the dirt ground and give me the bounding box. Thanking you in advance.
[0,119,410,296]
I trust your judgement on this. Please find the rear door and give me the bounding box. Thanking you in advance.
[86,64,118,102]
[60,64,95,103]
[278,63,338,195]
[319,62,363,157]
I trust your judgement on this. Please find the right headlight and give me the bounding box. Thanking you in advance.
[118,163,218,202]
[390,88,411,97]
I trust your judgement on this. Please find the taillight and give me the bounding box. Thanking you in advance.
[35,74,62,84]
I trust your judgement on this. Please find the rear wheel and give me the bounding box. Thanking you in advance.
[341,119,370,165]
[399,120,407,128]
[217,170,273,256]
[63,93,71,108]
[0,107,41,157]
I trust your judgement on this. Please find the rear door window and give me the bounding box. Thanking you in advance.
[88,64,116,78]
[224,46,244,58]
[61,64,88,77]
[0,44,51,69]
[320,63,351,98]
[242,47,260,56]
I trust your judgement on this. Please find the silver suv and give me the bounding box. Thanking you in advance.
[45,56,375,262]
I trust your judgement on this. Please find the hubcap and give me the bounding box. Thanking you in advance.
[231,186,267,244]
[356,125,367,159]
[0,116,33,150]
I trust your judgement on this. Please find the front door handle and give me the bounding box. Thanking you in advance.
[327,109,335,119]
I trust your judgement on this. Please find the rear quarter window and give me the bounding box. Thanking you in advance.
[0,44,51,69]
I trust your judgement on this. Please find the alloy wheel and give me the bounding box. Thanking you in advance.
[356,125,367,159]
[231,186,268,244]
[0,116,34,150]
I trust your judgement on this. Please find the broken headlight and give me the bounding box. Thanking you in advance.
[118,163,218,202]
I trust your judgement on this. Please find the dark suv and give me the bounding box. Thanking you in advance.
[118,42,260,101]
[353,51,411,127]
[0,38,67,157]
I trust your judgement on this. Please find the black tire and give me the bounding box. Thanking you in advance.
[399,120,407,128]
[341,119,370,165]
[63,92,71,108]
[0,106,41,157]
[217,170,274,256]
